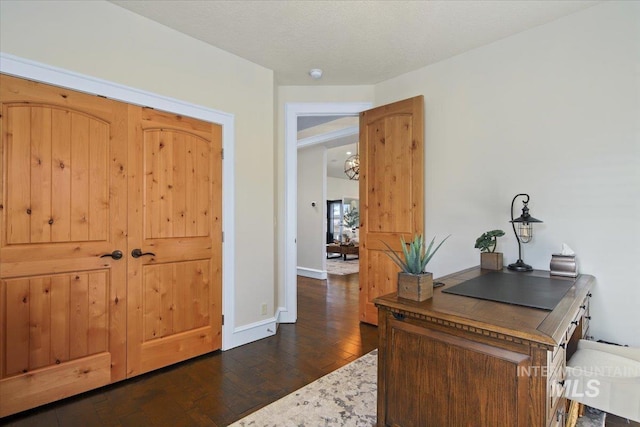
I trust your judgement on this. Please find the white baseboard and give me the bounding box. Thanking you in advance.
[277,306,296,324]
[297,267,327,280]
[227,317,277,349]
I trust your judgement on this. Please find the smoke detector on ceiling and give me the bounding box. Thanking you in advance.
[309,68,323,79]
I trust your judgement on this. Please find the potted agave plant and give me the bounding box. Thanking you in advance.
[383,234,450,301]
[474,229,505,270]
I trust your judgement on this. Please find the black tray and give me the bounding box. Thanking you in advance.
[442,272,574,311]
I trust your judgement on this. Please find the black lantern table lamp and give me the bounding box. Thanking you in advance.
[508,193,543,272]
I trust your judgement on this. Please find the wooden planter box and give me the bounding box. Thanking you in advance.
[397,272,433,301]
[481,252,503,270]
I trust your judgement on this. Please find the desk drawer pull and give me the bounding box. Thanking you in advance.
[571,320,579,325]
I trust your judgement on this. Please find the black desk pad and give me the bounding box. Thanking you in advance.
[442,272,574,311]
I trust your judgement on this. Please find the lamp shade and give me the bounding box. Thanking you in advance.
[510,214,543,224]
[510,204,542,224]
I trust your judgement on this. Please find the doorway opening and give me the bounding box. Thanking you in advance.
[281,102,372,324]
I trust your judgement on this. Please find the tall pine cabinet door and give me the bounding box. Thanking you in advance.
[126,106,222,377]
[0,75,128,416]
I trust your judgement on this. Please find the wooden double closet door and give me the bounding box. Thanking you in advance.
[0,75,223,417]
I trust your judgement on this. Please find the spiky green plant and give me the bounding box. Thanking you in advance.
[382,234,450,274]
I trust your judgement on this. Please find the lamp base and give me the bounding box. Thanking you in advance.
[507,259,533,272]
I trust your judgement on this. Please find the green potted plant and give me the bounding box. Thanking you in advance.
[343,207,359,243]
[474,229,505,270]
[382,234,450,301]
[343,207,359,229]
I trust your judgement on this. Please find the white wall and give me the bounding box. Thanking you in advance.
[374,1,640,346]
[297,145,326,276]
[5,0,637,348]
[296,166,359,277]
[0,1,275,330]
[327,177,359,201]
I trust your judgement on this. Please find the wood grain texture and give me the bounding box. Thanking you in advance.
[4,275,628,427]
[51,109,72,242]
[2,275,378,427]
[29,107,53,243]
[6,106,31,244]
[1,271,109,379]
[375,267,594,427]
[359,96,424,326]
[1,75,222,417]
[127,106,222,378]
[143,129,211,239]
[0,353,111,417]
[1,75,128,417]
[3,279,30,376]
[384,321,529,426]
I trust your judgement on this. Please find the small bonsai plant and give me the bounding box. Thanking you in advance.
[383,234,450,275]
[474,230,505,253]
[475,229,505,270]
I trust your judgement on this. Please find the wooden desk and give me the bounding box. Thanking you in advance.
[374,267,593,427]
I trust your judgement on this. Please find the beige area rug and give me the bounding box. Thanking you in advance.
[326,258,359,276]
[229,349,605,427]
[230,350,377,427]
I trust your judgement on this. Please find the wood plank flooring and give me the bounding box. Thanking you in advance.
[2,272,636,427]
[2,273,377,427]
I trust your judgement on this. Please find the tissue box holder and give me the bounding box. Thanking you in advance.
[550,254,578,277]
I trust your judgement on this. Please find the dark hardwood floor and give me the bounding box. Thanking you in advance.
[2,273,376,427]
[2,272,635,427]
[607,414,640,427]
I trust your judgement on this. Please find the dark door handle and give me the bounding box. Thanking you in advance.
[131,248,156,258]
[100,250,123,260]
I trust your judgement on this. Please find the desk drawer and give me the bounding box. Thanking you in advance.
[547,358,566,423]
[551,339,566,369]
[581,297,591,338]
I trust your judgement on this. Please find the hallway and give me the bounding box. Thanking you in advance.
[3,274,376,426]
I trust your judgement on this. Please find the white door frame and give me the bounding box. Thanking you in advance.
[0,53,238,350]
[280,101,372,323]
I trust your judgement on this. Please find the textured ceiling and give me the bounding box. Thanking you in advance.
[110,0,599,85]
[109,0,599,179]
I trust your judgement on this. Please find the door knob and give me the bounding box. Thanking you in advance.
[100,250,123,260]
[131,248,156,258]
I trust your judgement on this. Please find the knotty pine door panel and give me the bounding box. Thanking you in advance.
[359,96,424,325]
[0,75,223,416]
[0,75,128,416]
[126,106,222,377]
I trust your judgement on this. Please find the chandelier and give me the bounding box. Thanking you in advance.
[344,146,360,180]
